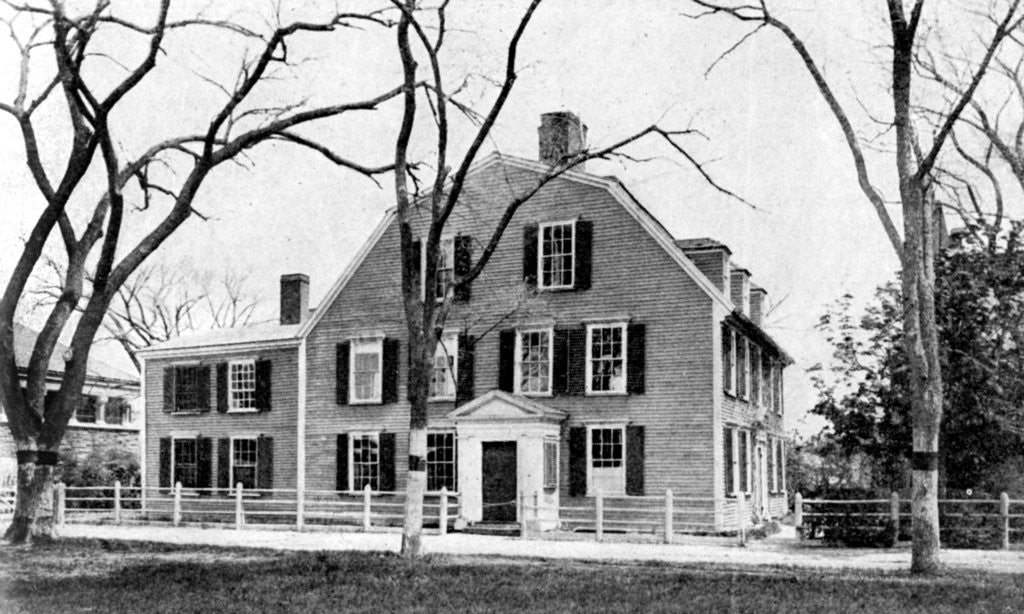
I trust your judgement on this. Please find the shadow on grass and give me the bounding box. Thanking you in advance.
[1,540,1022,613]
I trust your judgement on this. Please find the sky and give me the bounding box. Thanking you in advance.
[1,1,1013,438]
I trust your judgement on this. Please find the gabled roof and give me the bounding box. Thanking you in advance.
[138,321,303,358]
[446,390,568,423]
[675,237,732,254]
[13,322,138,384]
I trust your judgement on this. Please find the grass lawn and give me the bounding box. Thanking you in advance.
[1,539,1022,613]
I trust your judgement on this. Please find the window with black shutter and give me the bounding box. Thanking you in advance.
[159,437,171,489]
[568,427,587,497]
[257,436,274,490]
[255,359,272,411]
[522,224,539,286]
[456,334,475,406]
[453,235,473,302]
[498,329,515,392]
[625,425,645,496]
[169,365,210,412]
[336,342,350,405]
[626,323,646,395]
[723,326,735,396]
[382,338,399,404]
[724,427,735,497]
[217,437,230,490]
[336,434,349,491]
[574,220,593,290]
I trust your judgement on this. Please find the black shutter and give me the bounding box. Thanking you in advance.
[336,342,350,405]
[722,326,733,394]
[216,363,228,413]
[737,337,747,399]
[739,431,749,492]
[552,329,569,395]
[574,220,593,290]
[626,425,645,496]
[412,240,422,296]
[523,224,539,286]
[257,436,274,490]
[382,338,399,404]
[336,434,349,492]
[159,437,171,488]
[454,235,472,302]
[566,327,587,396]
[197,365,211,412]
[255,359,272,411]
[724,428,734,496]
[456,334,475,406]
[379,432,396,492]
[197,437,212,491]
[627,323,646,395]
[498,329,515,392]
[218,438,231,490]
[162,368,175,413]
[568,427,587,497]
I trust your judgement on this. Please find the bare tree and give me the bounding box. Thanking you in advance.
[687,0,1024,573]
[389,0,748,557]
[0,0,399,544]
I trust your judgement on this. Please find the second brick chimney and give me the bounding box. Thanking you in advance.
[280,273,309,326]
[538,111,587,170]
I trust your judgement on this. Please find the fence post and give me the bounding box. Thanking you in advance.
[664,489,674,545]
[890,491,900,538]
[114,480,122,525]
[533,491,540,531]
[56,482,66,527]
[595,490,604,542]
[172,482,182,527]
[519,492,528,539]
[235,483,244,529]
[1001,492,1010,551]
[363,484,372,530]
[736,494,746,546]
[439,487,448,536]
[794,492,803,535]
[296,485,305,532]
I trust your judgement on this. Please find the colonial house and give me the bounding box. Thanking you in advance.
[0,323,140,484]
[139,112,791,531]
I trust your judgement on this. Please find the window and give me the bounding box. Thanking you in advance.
[780,440,787,492]
[435,236,455,300]
[427,432,457,492]
[539,221,575,289]
[762,354,773,411]
[172,438,198,488]
[174,365,207,411]
[769,437,779,493]
[724,427,736,496]
[751,346,761,406]
[104,396,129,425]
[229,360,257,411]
[588,427,624,495]
[430,334,458,401]
[736,337,748,400]
[232,438,258,490]
[350,339,383,404]
[739,430,751,494]
[74,395,99,423]
[774,363,784,415]
[586,323,626,394]
[543,440,559,490]
[723,326,735,396]
[515,329,552,395]
[351,434,380,491]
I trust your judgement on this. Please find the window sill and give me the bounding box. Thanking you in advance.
[170,411,203,416]
[518,391,554,398]
[227,408,260,414]
[428,397,456,403]
[537,285,577,292]
[585,391,627,397]
[348,399,382,406]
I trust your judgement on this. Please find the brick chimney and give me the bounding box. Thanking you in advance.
[538,111,587,170]
[749,286,768,327]
[676,238,732,293]
[730,266,750,316]
[280,274,309,325]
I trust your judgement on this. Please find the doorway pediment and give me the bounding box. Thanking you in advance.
[446,390,567,424]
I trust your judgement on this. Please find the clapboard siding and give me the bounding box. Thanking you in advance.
[305,163,719,499]
[144,346,299,491]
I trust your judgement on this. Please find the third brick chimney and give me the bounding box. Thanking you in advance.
[280,273,309,326]
[538,111,588,170]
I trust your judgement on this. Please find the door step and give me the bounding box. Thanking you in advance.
[462,523,522,537]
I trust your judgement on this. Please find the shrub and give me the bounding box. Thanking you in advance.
[58,449,140,511]
[800,488,897,548]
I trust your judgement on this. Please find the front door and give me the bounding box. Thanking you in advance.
[481,441,517,522]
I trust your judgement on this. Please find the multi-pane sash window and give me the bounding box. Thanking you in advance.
[517,329,551,394]
[723,326,736,396]
[174,365,206,411]
[435,236,454,300]
[589,427,624,495]
[587,324,626,394]
[105,396,129,425]
[232,438,258,490]
[229,360,257,411]
[539,221,574,289]
[426,432,457,492]
[543,440,559,490]
[352,434,380,491]
[736,337,748,400]
[351,339,382,403]
[430,334,458,400]
[75,395,99,423]
[172,438,198,488]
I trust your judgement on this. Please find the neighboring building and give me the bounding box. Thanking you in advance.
[0,323,140,484]
[140,112,791,530]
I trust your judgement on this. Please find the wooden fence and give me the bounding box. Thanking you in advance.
[795,492,1024,549]
[21,482,460,534]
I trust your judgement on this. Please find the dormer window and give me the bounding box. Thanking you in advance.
[539,221,576,289]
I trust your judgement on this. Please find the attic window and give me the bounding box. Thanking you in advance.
[539,221,575,289]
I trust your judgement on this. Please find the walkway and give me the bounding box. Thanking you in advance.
[58,523,1024,575]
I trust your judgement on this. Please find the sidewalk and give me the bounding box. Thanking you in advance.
[58,523,1024,575]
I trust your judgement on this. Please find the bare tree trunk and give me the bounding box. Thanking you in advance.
[401,325,432,558]
[4,447,57,544]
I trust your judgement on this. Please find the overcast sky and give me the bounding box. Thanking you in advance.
[2,1,1014,437]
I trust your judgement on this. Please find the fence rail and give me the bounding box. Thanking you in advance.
[795,492,1024,549]
[2,482,460,535]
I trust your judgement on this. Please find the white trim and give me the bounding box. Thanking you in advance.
[299,210,396,337]
[296,338,307,494]
[513,327,554,397]
[349,338,383,404]
[425,429,458,494]
[584,322,628,396]
[537,219,576,290]
[349,431,380,492]
[139,355,147,510]
[140,338,299,360]
[586,424,626,496]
